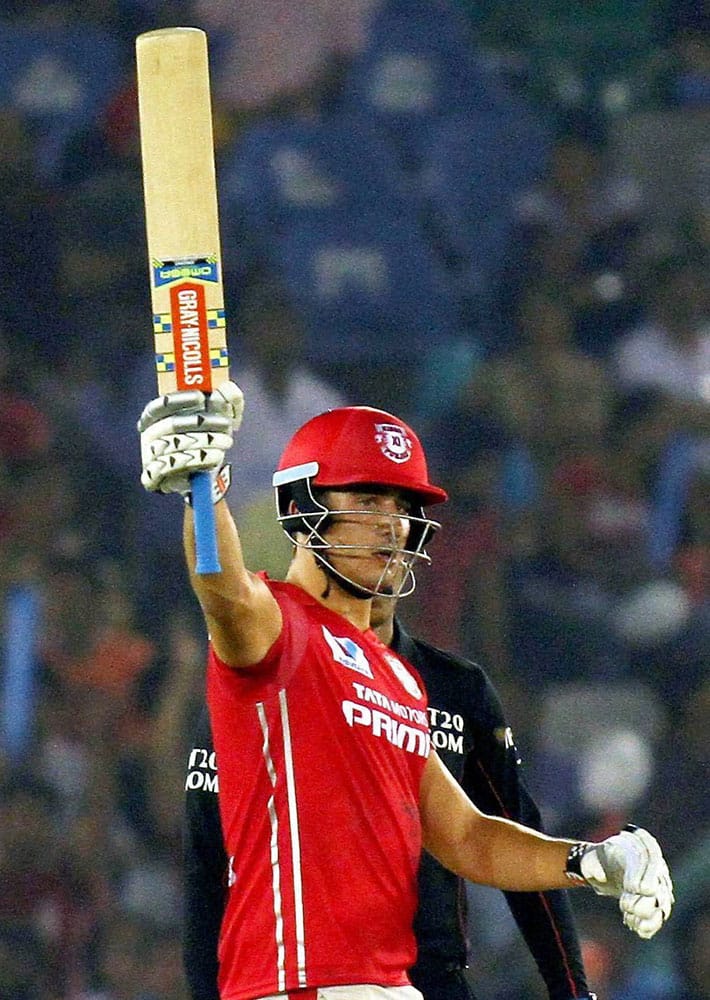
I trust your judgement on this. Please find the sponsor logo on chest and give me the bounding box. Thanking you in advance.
[321,626,429,757]
[321,625,374,678]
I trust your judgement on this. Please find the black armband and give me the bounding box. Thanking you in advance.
[564,841,591,884]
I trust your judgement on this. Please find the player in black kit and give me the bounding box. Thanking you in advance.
[183,601,596,1000]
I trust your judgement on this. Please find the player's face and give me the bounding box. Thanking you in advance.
[320,488,412,593]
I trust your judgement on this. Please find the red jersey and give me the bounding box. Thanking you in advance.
[207,580,430,1000]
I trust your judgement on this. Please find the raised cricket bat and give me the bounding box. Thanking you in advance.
[136,27,229,574]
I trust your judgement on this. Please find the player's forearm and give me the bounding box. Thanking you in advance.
[434,812,576,892]
[184,499,251,606]
[421,753,577,892]
[184,500,283,667]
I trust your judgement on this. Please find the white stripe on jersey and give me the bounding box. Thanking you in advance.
[257,702,287,992]
[279,689,307,987]
[255,987,425,1000]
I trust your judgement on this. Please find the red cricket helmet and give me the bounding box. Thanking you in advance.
[273,406,448,505]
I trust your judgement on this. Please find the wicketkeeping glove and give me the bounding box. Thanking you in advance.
[567,825,674,939]
[138,381,244,496]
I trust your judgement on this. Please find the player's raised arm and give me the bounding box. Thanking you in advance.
[138,381,282,667]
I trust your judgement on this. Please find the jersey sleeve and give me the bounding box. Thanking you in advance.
[461,674,590,999]
[183,706,226,1000]
[207,580,312,693]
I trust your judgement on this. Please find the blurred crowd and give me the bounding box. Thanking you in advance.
[0,1,708,998]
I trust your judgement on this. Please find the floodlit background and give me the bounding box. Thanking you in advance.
[0,1,707,997]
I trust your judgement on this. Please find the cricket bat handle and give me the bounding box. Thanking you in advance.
[191,470,221,574]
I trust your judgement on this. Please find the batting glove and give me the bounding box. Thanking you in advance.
[138,381,244,496]
[566,826,674,940]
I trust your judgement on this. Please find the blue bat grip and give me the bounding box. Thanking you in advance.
[191,471,221,574]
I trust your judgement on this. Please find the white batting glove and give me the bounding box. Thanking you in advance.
[573,826,674,939]
[138,381,244,496]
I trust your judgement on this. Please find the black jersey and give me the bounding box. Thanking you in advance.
[183,619,590,1000]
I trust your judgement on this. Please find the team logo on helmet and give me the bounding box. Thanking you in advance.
[374,423,412,464]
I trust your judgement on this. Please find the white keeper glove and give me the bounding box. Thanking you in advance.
[578,826,674,939]
[138,381,244,496]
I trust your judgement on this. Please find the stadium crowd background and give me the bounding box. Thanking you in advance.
[0,1,707,997]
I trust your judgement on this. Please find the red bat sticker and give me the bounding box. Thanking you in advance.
[170,281,212,391]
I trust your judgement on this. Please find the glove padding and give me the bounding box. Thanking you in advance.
[138,381,244,496]
[580,827,674,939]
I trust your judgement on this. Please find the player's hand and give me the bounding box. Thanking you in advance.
[580,826,674,939]
[138,381,244,495]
